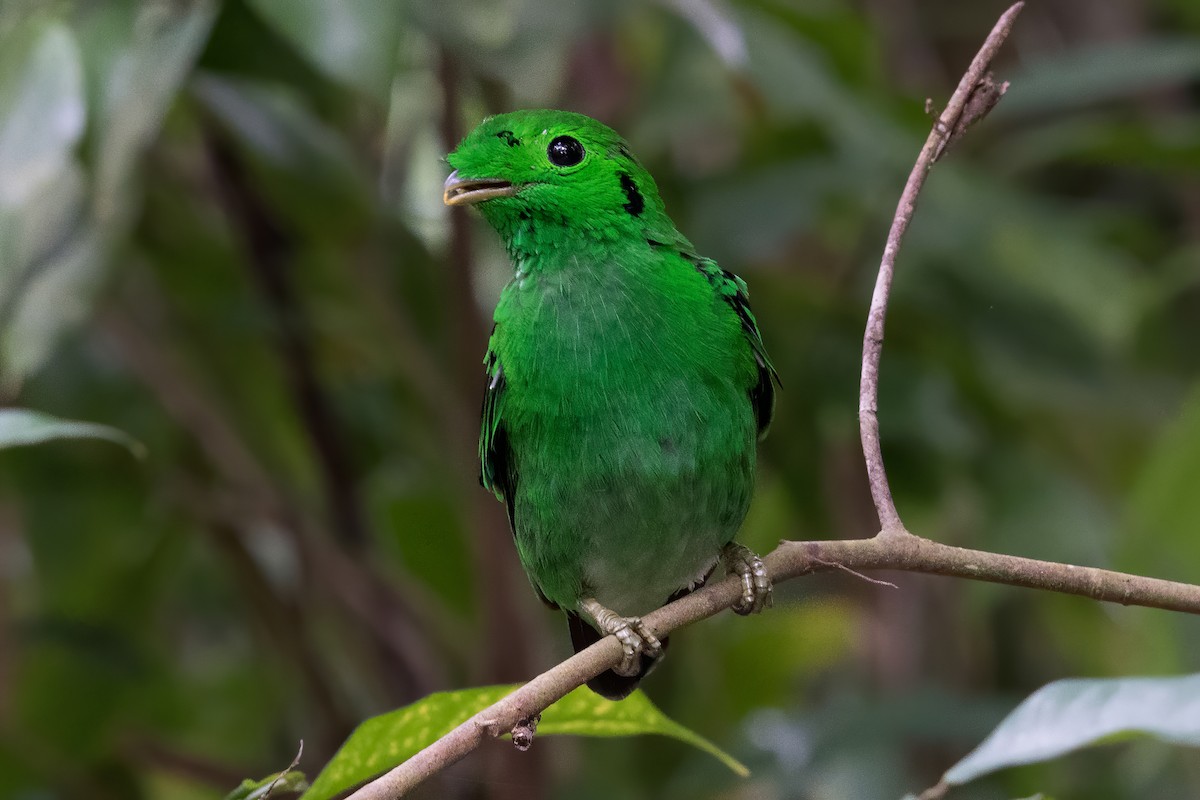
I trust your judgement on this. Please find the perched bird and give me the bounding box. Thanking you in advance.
[444,110,777,700]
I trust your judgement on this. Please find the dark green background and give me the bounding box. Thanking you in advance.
[2,0,1199,797]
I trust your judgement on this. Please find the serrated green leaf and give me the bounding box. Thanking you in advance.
[224,770,308,800]
[303,685,747,800]
[0,408,144,456]
[944,673,1200,786]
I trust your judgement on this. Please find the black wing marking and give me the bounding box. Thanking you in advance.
[684,253,780,438]
[480,343,516,530]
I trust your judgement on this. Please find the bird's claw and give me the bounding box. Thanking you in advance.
[610,616,662,676]
[580,598,663,677]
[722,542,772,615]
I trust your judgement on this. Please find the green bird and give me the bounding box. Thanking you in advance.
[444,110,777,700]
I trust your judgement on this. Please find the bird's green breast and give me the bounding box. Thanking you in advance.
[490,243,759,613]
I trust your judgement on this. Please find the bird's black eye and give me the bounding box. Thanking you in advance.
[547,135,585,167]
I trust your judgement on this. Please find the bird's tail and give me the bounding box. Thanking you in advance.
[567,612,668,701]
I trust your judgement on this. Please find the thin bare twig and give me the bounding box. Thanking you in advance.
[811,557,900,589]
[859,1,1024,535]
[262,741,304,799]
[346,534,1200,799]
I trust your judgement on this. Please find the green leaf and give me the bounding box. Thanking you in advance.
[0,408,144,456]
[535,684,749,776]
[224,771,308,800]
[303,685,748,800]
[943,673,1200,787]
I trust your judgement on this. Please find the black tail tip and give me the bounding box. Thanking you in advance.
[585,651,660,701]
[567,611,669,700]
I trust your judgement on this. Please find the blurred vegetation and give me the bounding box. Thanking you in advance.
[2,0,1200,798]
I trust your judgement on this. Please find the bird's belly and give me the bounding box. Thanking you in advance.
[510,396,756,616]
[580,515,721,615]
[497,270,757,614]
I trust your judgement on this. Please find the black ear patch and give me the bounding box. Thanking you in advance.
[618,172,644,216]
[496,130,520,147]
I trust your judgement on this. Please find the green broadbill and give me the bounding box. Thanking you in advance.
[444,110,777,700]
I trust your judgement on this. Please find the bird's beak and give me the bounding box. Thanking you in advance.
[443,170,517,206]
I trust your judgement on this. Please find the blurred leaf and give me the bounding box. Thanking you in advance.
[986,221,1149,352]
[247,0,404,100]
[0,21,84,209]
[0,5,215,388]
[0,408,144,456]
[303,685,747,800]
[1125,382,1200,572]
[0,222,101,389]
[743,8,908,163]
[902,795,1047,800]
[942,673,1200,787]
[191,73,369,226]
[659,0,747,68]
[87,0,218,218]
[1000,38,1200,118]
[0,22,91,385]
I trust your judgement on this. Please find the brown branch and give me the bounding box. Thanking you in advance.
[860,1,1024,535]
[346,535,1200,799]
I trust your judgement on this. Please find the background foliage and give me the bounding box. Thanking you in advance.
[2,0,1199,798]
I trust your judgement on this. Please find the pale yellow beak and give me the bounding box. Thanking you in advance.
[443,170,517,206]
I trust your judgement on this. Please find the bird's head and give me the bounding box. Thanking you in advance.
[444,110,667,253]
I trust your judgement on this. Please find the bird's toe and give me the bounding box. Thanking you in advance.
[723,542,772,615]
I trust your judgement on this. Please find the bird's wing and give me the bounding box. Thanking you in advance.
[480,335,511,501]
[480,334,560,610]
[641,213,779,437]
[685,251,781,439]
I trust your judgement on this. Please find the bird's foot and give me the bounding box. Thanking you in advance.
[722,542,772,615]
[579,597,663,677]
